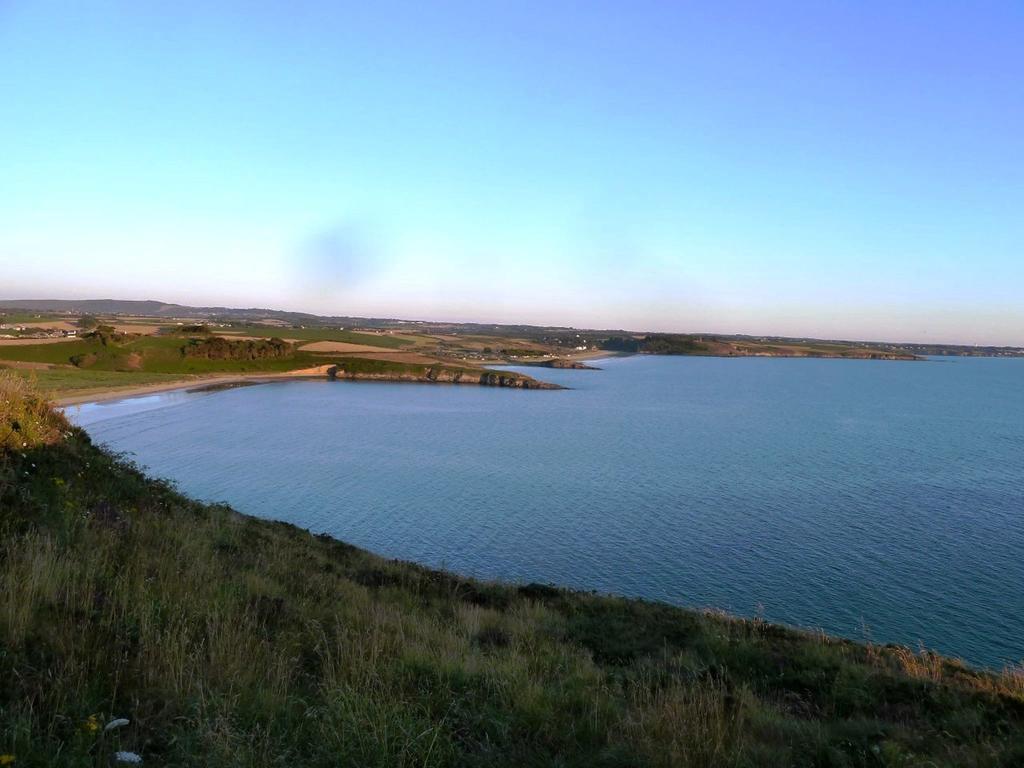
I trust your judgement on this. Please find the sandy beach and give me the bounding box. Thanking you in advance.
[54,365,336,407]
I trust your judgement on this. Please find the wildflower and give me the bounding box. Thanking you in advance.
[83,714,100,733]
[0,755,15,765]
[114,752,142,764]
[104,718,130,732]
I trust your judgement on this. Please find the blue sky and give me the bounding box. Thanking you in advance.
[2,1,1022,343]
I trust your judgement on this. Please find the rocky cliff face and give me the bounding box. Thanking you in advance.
[476,370,564,388]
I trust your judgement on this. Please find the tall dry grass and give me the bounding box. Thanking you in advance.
[0,370,69,450]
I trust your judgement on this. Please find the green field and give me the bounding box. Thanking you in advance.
[2,373,1022,766]
[222,325,411,347]
[0,340,102,365]
[0,311,62,324]
[329,356,467,375]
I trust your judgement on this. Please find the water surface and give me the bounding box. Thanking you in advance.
[68,356,1024,668]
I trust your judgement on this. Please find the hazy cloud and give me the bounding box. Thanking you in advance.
[293,223,386,298]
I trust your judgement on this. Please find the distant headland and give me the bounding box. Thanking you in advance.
[2,298,1021,403]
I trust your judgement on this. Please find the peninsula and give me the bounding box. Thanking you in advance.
[327,358,562,389]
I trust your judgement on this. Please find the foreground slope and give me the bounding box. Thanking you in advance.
[1,374,1022,767]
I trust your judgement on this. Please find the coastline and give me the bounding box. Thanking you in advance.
[52,349,925,408]
[54,365,336,407]
[53,359,562,407]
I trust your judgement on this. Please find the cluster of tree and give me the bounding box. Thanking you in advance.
[182,336,293,361]
[640,334,709,354]
[599,336,642,353]
[83,325,122,346]
[600,334,710,355]
[174,324,211,335]
[77,315,100,330]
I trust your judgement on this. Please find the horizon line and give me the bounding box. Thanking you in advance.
[2,296,1021,351]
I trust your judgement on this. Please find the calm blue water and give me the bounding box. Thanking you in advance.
[67,356,1024,668]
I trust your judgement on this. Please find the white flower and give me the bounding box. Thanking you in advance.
[114,752,142,764]
[104,717,130,732]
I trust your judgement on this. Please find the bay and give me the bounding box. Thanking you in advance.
[68,355,1024,668]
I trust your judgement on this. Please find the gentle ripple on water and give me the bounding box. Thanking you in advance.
[66,355,1024,668]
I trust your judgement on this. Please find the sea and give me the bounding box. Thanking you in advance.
[66,355,1024,668]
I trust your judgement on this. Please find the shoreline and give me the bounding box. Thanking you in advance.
[54,366,336,407]
[53,360,562,407]
[53,350,929,408]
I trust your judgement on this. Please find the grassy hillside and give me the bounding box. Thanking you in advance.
[0,328,406,372]
[0,335,320,376]
[1,373,1022,766]
[2,368,187,394]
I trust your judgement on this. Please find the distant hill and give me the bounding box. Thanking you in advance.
[0,298,590,334]
[0,298,323,322]
[3,298,1020,355]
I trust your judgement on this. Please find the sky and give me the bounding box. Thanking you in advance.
[1,1,1022,343]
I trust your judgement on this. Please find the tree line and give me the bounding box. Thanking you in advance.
[182,336,294,361]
